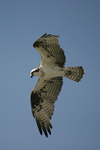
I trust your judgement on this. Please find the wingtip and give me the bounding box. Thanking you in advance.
[40,33,59,38]
[40,33,47,38]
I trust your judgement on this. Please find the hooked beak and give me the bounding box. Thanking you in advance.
[30,72,34,78]
[31,75,33,78]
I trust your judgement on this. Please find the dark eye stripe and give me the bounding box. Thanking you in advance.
[34,68,40,73]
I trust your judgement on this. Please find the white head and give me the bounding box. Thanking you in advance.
[30,68,40,78]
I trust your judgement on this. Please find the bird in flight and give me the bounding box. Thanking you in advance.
[30,33,84,137]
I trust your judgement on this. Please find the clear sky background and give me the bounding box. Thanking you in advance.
[0,0,100,150]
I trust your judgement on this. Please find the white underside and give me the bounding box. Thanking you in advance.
[40,59,64,77]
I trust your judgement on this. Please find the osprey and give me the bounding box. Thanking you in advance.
[30,33,84,137]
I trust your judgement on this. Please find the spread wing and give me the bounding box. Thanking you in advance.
[33,33,66,67]
[31,76,63,137]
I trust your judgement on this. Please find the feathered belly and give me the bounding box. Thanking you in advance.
[43,66,64,77]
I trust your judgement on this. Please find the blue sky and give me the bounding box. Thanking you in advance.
[0,0,100,149]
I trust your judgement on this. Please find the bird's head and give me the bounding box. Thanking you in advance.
[30,68,40,78]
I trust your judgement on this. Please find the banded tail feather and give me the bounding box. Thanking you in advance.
[64,66,84,82]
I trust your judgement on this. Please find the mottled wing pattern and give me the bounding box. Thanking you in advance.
[31,76,63,137]
[33,33,66,67]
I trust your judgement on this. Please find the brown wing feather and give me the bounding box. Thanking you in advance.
[31,76,63,137]
[33,33,66,67]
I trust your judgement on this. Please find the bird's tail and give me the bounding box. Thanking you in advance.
[64,66,84,82]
